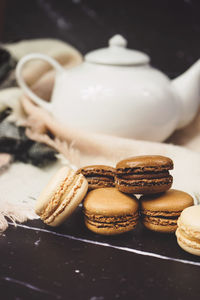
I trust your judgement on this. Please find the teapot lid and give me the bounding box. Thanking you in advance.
[85,34,150,66]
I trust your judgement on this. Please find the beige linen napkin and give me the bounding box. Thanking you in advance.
[0,38,82,232]
[21,95,200,196]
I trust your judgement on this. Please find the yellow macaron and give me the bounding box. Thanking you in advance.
[176,205,200,256]
[35,167,88,226]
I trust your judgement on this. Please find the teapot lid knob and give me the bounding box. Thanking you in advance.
[85,34,150,66]
[109,35,127,48]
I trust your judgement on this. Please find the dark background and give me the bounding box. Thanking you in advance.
[0,0,200,78]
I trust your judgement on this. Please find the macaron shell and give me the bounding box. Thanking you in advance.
[84,188,139,216]
[116,177,172,194]
[141,190,194,212]
[116,155,173,171]
[176,228,200,256]
[177,205,200,235]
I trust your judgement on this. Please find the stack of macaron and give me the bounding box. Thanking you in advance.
[117,155,194,234]
[36,155,194,237]
[79,155,193,235]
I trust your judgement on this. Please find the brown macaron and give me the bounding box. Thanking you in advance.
[115,155,173,194]
[77,165,115,190]
[140,189,194,233]
[83,187,139,235]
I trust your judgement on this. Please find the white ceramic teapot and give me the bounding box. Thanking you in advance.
[16,35,200,142]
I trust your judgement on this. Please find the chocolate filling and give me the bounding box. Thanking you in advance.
[79,170,115,178]
[141,209,181,217]
[86,175,114,182]
[116,176,172,187]
[142,214,179,220]
[116,165,173,175]
[141,211,179,226]
[85,212,139,228]
[117,171,170,180]
[87,179,115,189]
[86,219,137,229]
[85,213,139,229]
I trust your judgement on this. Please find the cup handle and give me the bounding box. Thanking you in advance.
[16,53,64,112]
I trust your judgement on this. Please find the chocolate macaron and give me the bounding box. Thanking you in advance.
[140,189,194,233]
[83,187,139,235]
[115,155,173,194]
[77,165,115,190]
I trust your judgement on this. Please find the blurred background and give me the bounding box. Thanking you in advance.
[0,0,199,78]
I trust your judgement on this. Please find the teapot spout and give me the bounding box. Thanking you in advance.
[172,59,200,129]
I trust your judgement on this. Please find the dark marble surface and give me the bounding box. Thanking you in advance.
[0,1,200,299]
[0,206,200,300]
